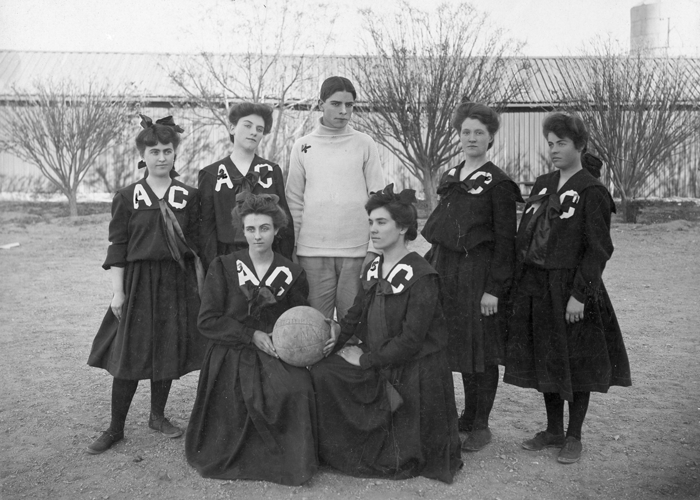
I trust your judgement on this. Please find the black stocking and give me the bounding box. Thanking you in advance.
[462,364,499,430]
[150,379,173,418]
[543,392,565,436]
[566,391,590,440]
[110,378,138,433]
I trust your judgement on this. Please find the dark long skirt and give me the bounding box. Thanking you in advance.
[310,351,462,484]
[88,259,205,381]
[504,266,632,402]
[186,344,318,486]
[430,244,507,373]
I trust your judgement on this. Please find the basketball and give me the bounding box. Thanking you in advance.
[272,306,330,367]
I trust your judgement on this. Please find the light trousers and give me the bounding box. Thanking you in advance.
[297,256,364,321]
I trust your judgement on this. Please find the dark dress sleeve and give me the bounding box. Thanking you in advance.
[570,186,614,303]
[272,166,295,260]
[484,182,520,298]
[359,276,440,369]
[103,191,130,270]
[197,257,256,345]
[198,169,218,270]
[185,188,201,254]
[286,270,310,309]
[331,289,367,353]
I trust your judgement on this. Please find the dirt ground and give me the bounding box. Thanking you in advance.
[0,201,699,500]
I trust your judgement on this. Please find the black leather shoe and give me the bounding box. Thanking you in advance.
[87,430,124,455]
[148,414,183,438]
[522,430,566,451]
[557,436,583,464]
[461,428,492,452]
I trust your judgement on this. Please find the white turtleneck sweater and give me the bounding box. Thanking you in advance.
[285,120,384,258]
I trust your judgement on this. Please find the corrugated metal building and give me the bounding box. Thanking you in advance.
[1,51,699,198]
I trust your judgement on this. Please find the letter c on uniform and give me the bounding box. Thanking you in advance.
[168,186,189,209]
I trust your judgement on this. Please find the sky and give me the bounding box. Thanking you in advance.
[1,0,698,57]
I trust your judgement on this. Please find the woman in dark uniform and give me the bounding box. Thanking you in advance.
[199,102,294,268]
[311,185,462,484]
[87,115,206,454]
[422,103,523,452]
[504,112,631,464]
[186,194,318,486]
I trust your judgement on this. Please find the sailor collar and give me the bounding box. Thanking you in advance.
[362,252,436,295]
[130,179,191,211]
[437,161,509,197]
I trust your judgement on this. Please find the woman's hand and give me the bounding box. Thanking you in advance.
[110,292,125,322]
[565,296,585,323]
[109,266,125,321]
[323,319,340,357]
[480,292,498,316]
[337,345,363,366]
[253,330,279,358]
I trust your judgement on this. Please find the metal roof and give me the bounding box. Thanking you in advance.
[0,51,358,103]
[2,50,699,107]
[518,56,700,105]
[0,51,184,101]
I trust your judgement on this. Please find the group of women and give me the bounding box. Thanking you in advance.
[421,104,631,464]
[85,76,630,486]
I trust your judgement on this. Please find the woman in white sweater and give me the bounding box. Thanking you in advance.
[285,76,384,321]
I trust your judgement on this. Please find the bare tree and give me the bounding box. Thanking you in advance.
[557,43,700,222]
[169,114,228,186]
[0,80,136,216]
[353,1,530,210]
[86,127,140,194]
[167,0,337,170]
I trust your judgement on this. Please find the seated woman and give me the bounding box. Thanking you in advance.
[311,185,463,484]
[185,194,317,486]
[504,112,631,464]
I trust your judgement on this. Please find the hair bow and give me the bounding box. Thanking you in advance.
[137,114,182,177]
[258,193,281,205]
[582,152,602,179]
[139,114,185,133]
[371,183,417,205]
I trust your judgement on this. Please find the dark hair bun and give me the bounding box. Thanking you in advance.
[365,184,419,241]
[233,192,288,230]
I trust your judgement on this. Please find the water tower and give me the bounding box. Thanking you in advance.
[630,1,700,56]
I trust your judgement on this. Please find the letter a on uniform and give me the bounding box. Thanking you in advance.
[215,165,234,192]
[133,184,152,209]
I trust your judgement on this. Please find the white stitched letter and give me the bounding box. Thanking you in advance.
[387,264,414,294]
[215,165,233,192]
[254,164,273,189]
[266,266,293,296]
[236,260,260,287]
[559,190,580,219]
[133,184,152,209]
[467,171,493,194]
[168,186,188,209]
[366,256,381,282]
